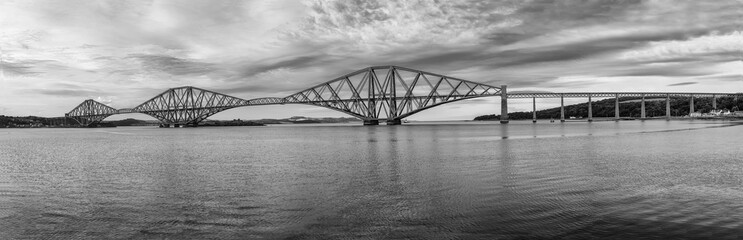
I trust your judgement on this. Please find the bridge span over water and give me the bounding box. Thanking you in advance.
[66,66,503,127]
[64,66,742,127]
[506,92,743,123]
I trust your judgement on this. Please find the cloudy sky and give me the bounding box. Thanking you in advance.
[1,0,742,120]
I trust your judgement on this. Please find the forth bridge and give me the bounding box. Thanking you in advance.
[63,66,743,127]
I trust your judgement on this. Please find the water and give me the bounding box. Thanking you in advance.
[1,120,742,239]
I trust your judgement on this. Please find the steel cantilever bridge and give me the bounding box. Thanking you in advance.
[66,66,504,127]
[65,65,743,127]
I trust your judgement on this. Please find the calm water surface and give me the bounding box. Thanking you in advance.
[1,120,742,239]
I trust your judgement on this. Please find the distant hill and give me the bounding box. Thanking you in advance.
[252,116,360,124]
[200,119,264,126]
[102,118,159,126]
[1,115,357,128]
[475,96,743,120]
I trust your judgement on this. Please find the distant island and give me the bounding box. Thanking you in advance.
[0,115,360,128]
[475,96,743,121]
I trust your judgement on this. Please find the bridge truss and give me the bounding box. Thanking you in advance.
[131,86,254,127]
[66,99,118,126]
[64,66,503,126]
[284,66,502,124]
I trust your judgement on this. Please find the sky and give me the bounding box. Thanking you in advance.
[1,0,742,120]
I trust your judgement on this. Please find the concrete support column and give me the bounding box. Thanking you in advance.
[712,95,717,109]
[588,94,593,122]
[690,95,695,115]
[666,94,671,120]
[532,97,537,123]
[614,93,620,121]
[641,94,646,120]
[500,85,509,124]
[560,94,565,122]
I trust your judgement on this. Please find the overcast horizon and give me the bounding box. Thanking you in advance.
[1,0,742,120]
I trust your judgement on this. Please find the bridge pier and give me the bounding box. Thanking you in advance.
[500,85,509,124]
[614,94,620,121]
[386,119,402,125]
[641,94,646,120]
[712,95,717,109]
[159,123,197,128]
[666,94,671,120]
[689,95,695,115]
[532,97,537,123]
[560,94,565,122]
[363,120,379,125]
[588,94,593,122]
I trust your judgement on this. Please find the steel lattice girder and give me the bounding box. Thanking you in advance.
[247,97,286,105]
[283,66,502,120]
[132,86,252,125]
[66,99,118,126]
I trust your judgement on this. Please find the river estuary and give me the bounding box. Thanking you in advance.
[1,120,742,239]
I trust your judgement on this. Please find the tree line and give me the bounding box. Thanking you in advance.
[474,96,743,120]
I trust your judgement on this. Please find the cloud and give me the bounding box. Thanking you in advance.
[695,74,743,82]
[286,0,520,55]
[35,89,104,97]
[1,61,41,76]
[126,54,216,76]
[231,55,326,79]
[1,0,742,119]
[622,31,743,62]
[667,82,698,86]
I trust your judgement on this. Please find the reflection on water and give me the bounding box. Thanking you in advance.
[1,120,742,239]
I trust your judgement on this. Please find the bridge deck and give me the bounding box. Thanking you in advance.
[506,92,743,98]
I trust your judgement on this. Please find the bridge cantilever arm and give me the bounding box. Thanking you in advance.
[388,66,502,90]
[395,95,493,120]
[288,102,367,120]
